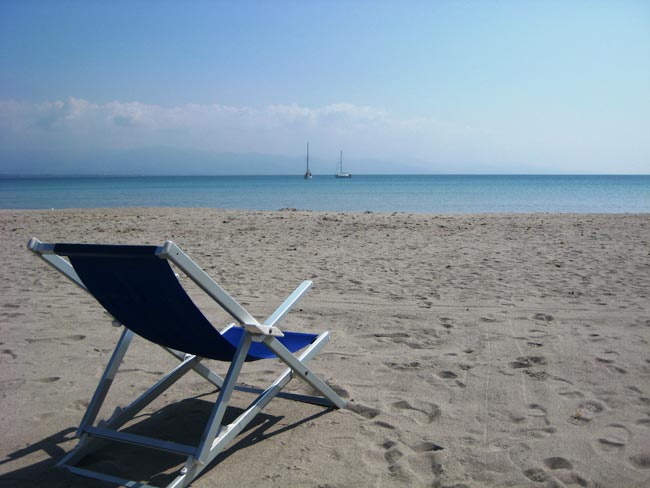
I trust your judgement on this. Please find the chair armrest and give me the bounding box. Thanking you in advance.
[27,237,87,291]
[263,280,313,328]
[243,323,285,337]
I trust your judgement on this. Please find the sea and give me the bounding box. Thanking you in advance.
[0,175,648,213]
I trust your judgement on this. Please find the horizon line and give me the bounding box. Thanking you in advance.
[1,173,649,178]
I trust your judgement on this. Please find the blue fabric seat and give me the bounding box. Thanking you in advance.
[54,243,318,361]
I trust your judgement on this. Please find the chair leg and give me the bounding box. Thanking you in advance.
[164,348,225,389]
[77,327,134,436]
[59,331,202,474]
[263,333,347,409]
[195,332,252,465]
[166,331,335,488]
[165,346,334,407]
[165,333,253,488]
[56,328,134,469]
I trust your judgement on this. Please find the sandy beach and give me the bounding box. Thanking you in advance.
[1,208,649,488]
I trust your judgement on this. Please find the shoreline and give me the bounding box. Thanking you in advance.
[2,206,649,215]
[1,209,649,487]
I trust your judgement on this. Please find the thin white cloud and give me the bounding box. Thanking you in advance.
[0,97,647,173]
[0,97,444,157]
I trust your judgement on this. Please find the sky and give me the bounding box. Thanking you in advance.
[0,0,649,174]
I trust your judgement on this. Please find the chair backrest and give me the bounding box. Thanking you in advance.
[53,244,240,361]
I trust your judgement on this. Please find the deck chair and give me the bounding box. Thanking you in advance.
[27,238,346,488]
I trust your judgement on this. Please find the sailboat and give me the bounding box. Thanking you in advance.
[335,150,351,178]
[304,142,312,179]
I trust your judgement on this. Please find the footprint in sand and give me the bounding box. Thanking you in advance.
[382,439,445,482]
[570,400,604,425]
[330,384,350,399]
[410,440,443,452]
[595,350,619,364]
[348,402,380,419]
[0,378,26,392]
[525,404,552,430]
[533,313,554,323]
[594,350,627,373]
[382,440,404,465]
[437,370,458,379]
[437,369,466,388]
[66,334,87,341]
[373,420,396,430]
[628,454,650,469]
[480,315,498,323]
[556,387,585,400]
[595,424,630,452]
[391,399,441,424]
[25,334,87,344]
[67,398,90,411]
[606,365,628,375]
[371,330,410,339]
[378,440,413,480]
[1,349,17,360]
[635,318,650,328]
[438,317,454,329]
[32,412,57,422]
[543,457,573,470]
[2,312,23,318]
[508,356,549,381]
[520,426,557,440]
[528,329,551,340]
[35,376,61,383]
[522,467,549,482]
[635,419,650,428]
[525,370,549,381]
[384,360,422,371]
[527,403,548,418]
[509,356,547,369]
[405,340,438,350]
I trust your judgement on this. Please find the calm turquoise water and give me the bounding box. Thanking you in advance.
[0,175,648,213]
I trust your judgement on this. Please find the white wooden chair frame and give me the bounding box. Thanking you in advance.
[28,238,345,488]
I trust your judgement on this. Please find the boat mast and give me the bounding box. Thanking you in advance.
[304,142,312,179]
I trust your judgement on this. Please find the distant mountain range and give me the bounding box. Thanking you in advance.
[2,146,594,175]
[0,146,437,175]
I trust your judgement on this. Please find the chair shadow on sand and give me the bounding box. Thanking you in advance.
[0,392,330,487]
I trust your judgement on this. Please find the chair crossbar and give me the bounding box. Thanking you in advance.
[164,348,224,389]
[234,386,334,407]
[263,335,346,409]
[106,354,201,432]
[85,426,197,457]
[213,330,331,452]
[164,348,332,406]
[263,280,313,328]
[170,330,332,486]
[65,465,159,488]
